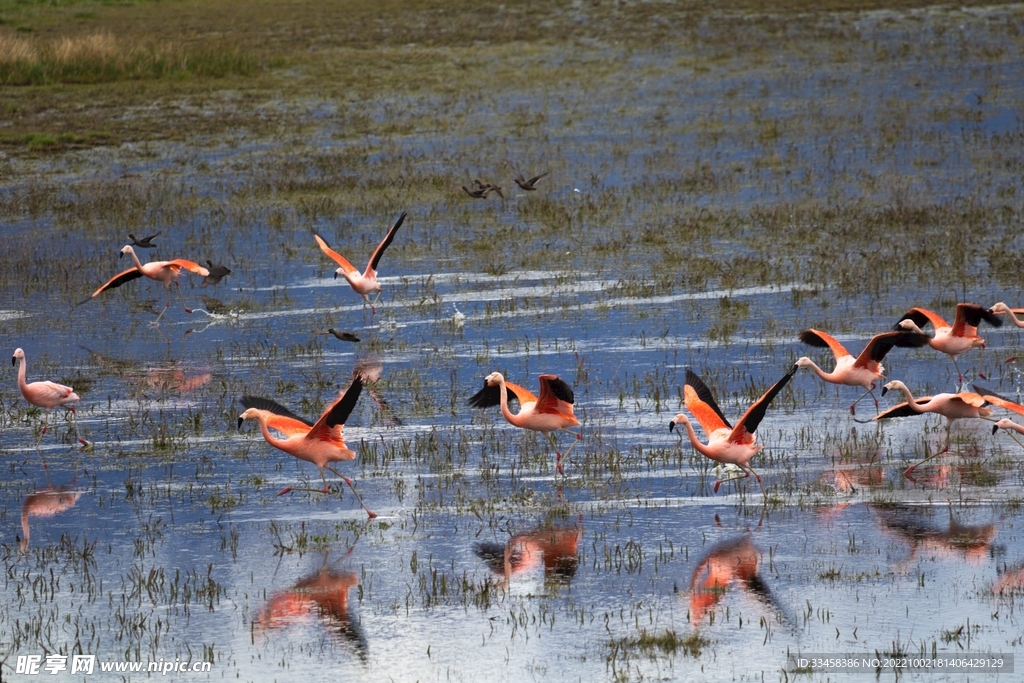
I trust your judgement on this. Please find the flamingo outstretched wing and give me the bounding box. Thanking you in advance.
[468,380,536,409]
[951,303,1002,337]
[973,384,1024,417]
[167,259,210,277]
[535,374,576,417]
[683,369,732,435]
[366,213,406,273]
[854,330,931,367]
[729,365,797,443]
[89,267,144,299]
[240,396,313,437]
[897,307,949,331]
[799,329,851,360]
[308,377,363,441]
[314,234,358,276]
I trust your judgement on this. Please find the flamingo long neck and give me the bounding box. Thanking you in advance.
[255,414,290,450]
[496,378,523,427]
[803,359,838,383]
[126,247,145,272]
[676,417,716,459]
[16,356,28,395]
[892,384,926,413]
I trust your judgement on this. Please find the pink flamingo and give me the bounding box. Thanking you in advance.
[669,366,796,493]
[84,245,209,322]
[894,304,1002,383]
[874,380,994,474]
[314,212,406,313]
[238,376,376,518]
[12,348,88,449]
[468,373,581,475]
[796,328,930,414]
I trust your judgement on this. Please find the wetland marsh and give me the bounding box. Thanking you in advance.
[2,1,1024,681]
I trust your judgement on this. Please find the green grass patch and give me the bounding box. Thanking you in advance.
[0,33,256,85]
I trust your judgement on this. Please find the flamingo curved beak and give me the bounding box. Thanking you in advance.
[668,421,676,433]
[333,272,339,280]
[880,387,889,397]
[992,424,1000,435]
[11,356,15,366]
[237,417,244,430]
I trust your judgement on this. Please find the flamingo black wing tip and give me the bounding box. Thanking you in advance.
[797,329,829,347]
[546,376,575,404]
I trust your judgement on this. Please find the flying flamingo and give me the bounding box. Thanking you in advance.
[12,348,88,449]
[796,329,930,415]
[669,366,796,493]
[893,304,1003,384]
[468,373,581,475]
[989,302,1024,328]
[84,245,209,322]
[237,376,376,518]
[313,212,406,314]
[873,380,993,474]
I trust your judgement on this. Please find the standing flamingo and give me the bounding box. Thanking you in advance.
[313,212,406,314]
[468,373,581,475]
[873,380,993,474]
[893,304,1003,384]
[669,366,796,493]
[237,376,376,518]
[84,245,209,322]
[796,329,930,415]
[12,348,88,449]
[989,302,1024,328]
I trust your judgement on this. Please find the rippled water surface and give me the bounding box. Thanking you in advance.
[3,4,1024,682]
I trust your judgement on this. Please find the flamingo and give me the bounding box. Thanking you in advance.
[12,348,88,449]
[989,302,1024,328]
[84,245,209,322]
[796,329,930,415]
[893,304,1003,384]
[237,376,376,518]
[313,212,406,314]
[468,372,581,475]
[512,168,549,191]
[873,380,994,474]
[669,366,796,493]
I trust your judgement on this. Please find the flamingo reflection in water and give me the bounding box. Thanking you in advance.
[18,485,84,552]
[687,534,788,625]
[475,522,582,587]
[873,504,997,570]
[257,558,367,661]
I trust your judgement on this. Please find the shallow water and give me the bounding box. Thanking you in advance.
[3,5,1024,683]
